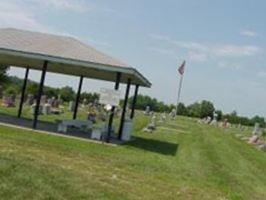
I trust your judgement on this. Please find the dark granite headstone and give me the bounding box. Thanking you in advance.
[41,95,47,105]
[27,94,34,106]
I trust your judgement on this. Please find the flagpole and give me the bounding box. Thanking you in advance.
[176,74,184,115]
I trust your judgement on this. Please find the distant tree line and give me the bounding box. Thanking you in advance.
[129,94,265,127]
[1,76,99,104]
[128,95,175,112]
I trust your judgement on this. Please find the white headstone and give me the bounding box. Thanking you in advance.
[68,101,75,112]
[99,88,121,107]
[252,123,260,135]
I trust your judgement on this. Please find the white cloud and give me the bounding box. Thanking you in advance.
[149,33,263,59]
[148,33,171,42]
[218,62,242,70]
[240,30,258,37]
[27,0,90,13]
[148,47,175,56]
[214,45,261,57]
[187,51,208,62]
[174,41,208,52]
[0,0,91,32]
[249,81,261,87]
[176,41,261,57]
[258,71,266,78]
[0,1,48,31]
[0,0,111,49]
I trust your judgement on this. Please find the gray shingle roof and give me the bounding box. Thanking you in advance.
[0,28,128,68]
[0,28,151,87]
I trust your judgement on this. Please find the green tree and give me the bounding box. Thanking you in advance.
[59,86,76,102]
[0,65,9,85]
[80,92,99,103]
[200,100,215,118]
[224,111,239,124]
[27,82,39,96]
[251,115,265,127]
[187,102,201,118]
[3,86,18,97]
[177,103,187,115]
[215,110,223,121]
[43,87,60,98]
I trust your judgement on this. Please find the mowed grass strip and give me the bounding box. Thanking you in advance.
[0,114,266,199]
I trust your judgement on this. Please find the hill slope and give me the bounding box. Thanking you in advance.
[0,115,266,200]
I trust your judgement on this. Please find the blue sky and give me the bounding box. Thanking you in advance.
[1,0,266,117]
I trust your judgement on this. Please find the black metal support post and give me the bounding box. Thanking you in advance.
[17,68,29,118]
[130,84,139,120]
[107,72,121,142]
[73,76,84,120]
[33,61,48,129]
[118,78,131,140]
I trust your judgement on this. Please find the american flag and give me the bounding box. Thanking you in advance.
[178,61,186,75]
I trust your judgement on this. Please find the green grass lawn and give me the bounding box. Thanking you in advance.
[0,112,266,200]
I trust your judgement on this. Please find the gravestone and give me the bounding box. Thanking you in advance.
[222,119,229,129]
[159,112,167,123]
[43,103,51,115]
[47,97,54,106]
[53,99,60,108]
[41,95,47,105]
[144,106,151,116]
[210,118,217,126]
[49,97,57,107]
[211,112,218,126]
[82,99,88,108]
[31,103,42,115]
[87,107,97,123]
[57,95,63,105]
[2,96,15,107]
[68,101,75,112]
[169,108,176,120]
[252,123,261,135]
[94,99,99,105]
[248,135,259,144]
[213,112,218,120]
[204,116,212,124]
[27,94,34,106]
[258,144,266,152]
[143,114,157,133]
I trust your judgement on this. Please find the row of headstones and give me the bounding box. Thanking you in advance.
[143,107,177,133]
[144,106,177,119]
[35,97,98,115]
[242,123,266,152]
[1,91,118,121]
[197,113,233,129]
[1,94,62,108]
[1,94,88,110]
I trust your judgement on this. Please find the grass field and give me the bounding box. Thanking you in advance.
[0,112,266,200]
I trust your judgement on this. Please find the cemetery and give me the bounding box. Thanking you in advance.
[0,21,266,200]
